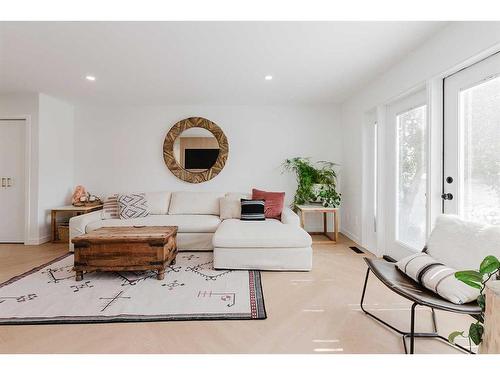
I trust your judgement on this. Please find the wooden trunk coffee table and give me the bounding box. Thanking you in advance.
[72,226,178,281]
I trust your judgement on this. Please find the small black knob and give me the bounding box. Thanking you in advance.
[441,193,453,200]
[446,176,453,184]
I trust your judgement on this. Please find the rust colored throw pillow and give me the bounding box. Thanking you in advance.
[251,188,285,220]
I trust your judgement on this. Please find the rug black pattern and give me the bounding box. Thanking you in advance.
[185,261,232,281]
[0,252,266,325]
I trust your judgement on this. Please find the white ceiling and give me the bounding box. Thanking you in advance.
[0,22,448,105]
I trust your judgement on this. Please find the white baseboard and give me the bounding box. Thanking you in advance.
[339,227,361,245]
[25,234,51,245]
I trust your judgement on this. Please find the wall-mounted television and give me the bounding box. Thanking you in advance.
[184,148,219,169]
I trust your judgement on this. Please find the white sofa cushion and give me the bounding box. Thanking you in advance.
[168,192,225,215]
[220,193,251,220]
[426,214,500,270]
[220,197,241,220]
[86,214,221,233]
[213,219,312,248]
[396,252,479,304]
[145,191,171,215]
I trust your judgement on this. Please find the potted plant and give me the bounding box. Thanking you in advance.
[281,157,341,208]
[448,255,500,352]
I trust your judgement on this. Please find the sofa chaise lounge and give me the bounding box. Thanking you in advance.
[69,191,313,271]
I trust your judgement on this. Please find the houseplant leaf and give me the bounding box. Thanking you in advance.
[479,255,500,275]
[455,270,483,289]
[468,322,484,345]
[448,331,464,343]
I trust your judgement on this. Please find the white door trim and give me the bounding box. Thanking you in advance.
[0,116,32,244]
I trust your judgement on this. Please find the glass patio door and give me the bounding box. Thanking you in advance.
[444,52,500,225]
[386,90,428,258]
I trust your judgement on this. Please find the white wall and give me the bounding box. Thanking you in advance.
[0,93,74,243]
[37,94,75,241]
[340,22,500,250]
[0,93,40,243]
[74,104,342,231]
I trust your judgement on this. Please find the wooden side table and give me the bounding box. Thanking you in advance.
[481,281,500,354]
[51,205,103,243]
[296,204,339,244]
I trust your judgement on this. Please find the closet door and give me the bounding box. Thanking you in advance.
[0,119,25,243]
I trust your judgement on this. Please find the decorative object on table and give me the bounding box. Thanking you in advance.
[448,255,500,351]
[71,185,103,207]
[251,188,285,220]
[0,251,266,325]
[281,157,341,208]
[50,204,103,243]
[163,117,229,184]
[71,185,87,205]
[240,199,266,221]
[296,204,339,243]
[72,226,178,281]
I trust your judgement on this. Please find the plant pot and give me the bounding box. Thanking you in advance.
[310,184,326,203]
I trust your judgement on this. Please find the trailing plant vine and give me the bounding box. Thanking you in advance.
[281,157,341,208]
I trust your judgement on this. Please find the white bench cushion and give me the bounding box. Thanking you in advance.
[168,192,225,215]
[86,214,221,233]
[213,219,312,248]
[426,214,500,270]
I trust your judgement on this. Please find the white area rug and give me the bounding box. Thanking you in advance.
[0,252,266,324]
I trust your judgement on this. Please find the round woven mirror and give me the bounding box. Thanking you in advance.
[163,117,229,183]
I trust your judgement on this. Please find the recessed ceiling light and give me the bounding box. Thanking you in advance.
[85,75,96,81]
[264,75,273,81]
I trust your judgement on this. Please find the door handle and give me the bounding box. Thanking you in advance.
[441,193,453,200]
[1,178,5,188]
[6,178,12,187]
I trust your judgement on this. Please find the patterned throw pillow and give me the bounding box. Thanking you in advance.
[240,199,265,221]
[102,194,119,219]
[396,252,480,304]
[117,193,150,219]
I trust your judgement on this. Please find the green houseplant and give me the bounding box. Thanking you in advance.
[448,255,500,350]
[281,157,341,208]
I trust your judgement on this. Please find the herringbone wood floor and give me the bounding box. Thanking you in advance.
[0,235,473,354]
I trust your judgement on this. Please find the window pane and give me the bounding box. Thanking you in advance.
[396,105,427,250]
[460,76,500,225]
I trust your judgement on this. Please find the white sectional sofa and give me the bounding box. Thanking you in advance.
[69,191,313,271]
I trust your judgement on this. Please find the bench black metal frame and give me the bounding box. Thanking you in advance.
[360,257,482,354]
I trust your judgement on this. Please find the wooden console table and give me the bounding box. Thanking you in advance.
[296,204,339,244]
[51,205,103,243]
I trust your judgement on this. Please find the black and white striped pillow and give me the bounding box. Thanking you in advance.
[240,199,265,221]
[396,253,479,304]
